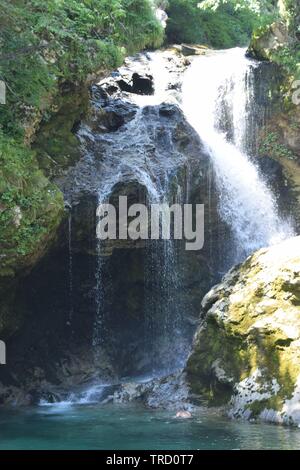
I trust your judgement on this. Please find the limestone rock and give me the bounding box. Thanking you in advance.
[186,236,300,426]
[181,44,208,57]
[107,373,193,411]
[248,22,290,61]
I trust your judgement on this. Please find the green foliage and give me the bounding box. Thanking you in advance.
[249,2,300,82]
[279,0,300,32]
[0,1,162,267]
[0,131,63,260]
[166,0,277,48]
[0,0,163,138]
[259,131,296,160]
[272,46,300,81]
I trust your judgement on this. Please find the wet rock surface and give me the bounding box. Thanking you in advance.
[106,373,195,411]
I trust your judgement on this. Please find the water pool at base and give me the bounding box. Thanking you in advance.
[0,404,300,450]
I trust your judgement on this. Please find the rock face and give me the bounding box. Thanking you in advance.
[107,373,192,411]
[248,22,290,62]
[258,108,300,229]
[181,44,207,56]
[186,236,300,426]
[247,4,300,233]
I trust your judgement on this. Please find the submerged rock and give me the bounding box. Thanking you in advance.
[107,372,194,411]
[186,236,300,426]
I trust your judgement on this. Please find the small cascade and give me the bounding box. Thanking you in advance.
[39,383,110,408]
[88,52,190,375]
[144,182,188,376]
[182,48,294,267]
[93,215,105,353]
[67,210,74,328]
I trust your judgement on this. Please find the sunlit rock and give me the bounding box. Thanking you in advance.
[186,236,300,426]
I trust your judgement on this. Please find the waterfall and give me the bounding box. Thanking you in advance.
[182,48,294,265]
[76,48,293,385]
[90,52,189,375]
[93,219,105,352]
[67,210,74,329]
[144,182,188,376]
[90,47,294,379]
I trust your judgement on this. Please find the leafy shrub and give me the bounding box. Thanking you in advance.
[165,0,277,48]
[0,1,163,264]
[0,131,63,259]
[259,131,296,160]
[0,0,163,138]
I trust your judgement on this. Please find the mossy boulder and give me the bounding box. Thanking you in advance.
[33,89,90,178]
[248,21,290,62]
[186,236,300,426]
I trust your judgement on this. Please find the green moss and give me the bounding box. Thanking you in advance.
[33,90,90,176]
[247,397,283,419]
[187,316,252,404]
[0,0,164,139]
[187,241,300,418]
[188,314,300,408]
[0,131,64,281]
[0,0,164,288]
[259,131,296,160]
[249,3,300,85]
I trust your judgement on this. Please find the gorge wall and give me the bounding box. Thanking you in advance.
[248,2,300,226]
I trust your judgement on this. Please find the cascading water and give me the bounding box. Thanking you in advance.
[90,52,189,376]
[182,48,294,265]
[67,210,74,329]
[43,48,295,407]
[93,223,105,353]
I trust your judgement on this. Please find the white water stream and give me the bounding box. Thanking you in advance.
[182,48,294,263]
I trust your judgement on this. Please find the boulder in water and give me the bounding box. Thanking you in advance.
[107,373,194,411]
[186,236,300,426]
